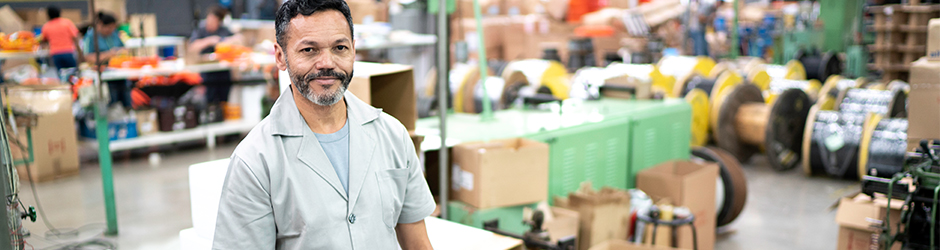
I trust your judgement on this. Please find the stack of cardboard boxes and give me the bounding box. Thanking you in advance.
[834,194,903,250]
[908,18,940,150]
[4,85,80,182]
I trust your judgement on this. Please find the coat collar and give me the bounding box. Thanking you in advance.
[270,85,380,205]
[268,85,381,137]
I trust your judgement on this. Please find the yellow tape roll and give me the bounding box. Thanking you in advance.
[500,59,571,101]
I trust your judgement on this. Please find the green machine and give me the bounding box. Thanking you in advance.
[777,0,868,77]
[417,98,691,204]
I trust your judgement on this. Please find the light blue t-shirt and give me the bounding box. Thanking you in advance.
[314,119,350,194]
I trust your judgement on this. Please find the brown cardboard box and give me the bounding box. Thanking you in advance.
[927,19,940,61]
[16,8,83,29]
[0,5,25,34]
[636,161,718,250]
[504,0,539,16]
[556,186,631,250]
[347,0,379,24]
[544,206,581,245]
[455,0,505,19]
[835,194,903,250]
[589,240,685,250]
[451,17,508,63]
[348,62,417,130]
[450,138,549,208]
[92,0,127,22]
[129,14,157,38]
[136,109,159,136]
[502,15,575,62]
[909,58,940,144]
[4,85,79,182]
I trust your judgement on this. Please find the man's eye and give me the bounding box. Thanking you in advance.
[336,45,348,51]
[300,48,313,53]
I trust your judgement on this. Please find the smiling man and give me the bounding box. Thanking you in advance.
[211,0,435,249]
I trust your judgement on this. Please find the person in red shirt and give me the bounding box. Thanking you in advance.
[40,6,83,71]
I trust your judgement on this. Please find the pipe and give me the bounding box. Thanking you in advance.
[436,0,449,220]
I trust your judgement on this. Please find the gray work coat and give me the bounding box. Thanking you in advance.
[212,87,435,249]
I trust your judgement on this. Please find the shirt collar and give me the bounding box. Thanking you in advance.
[268,85,381,136]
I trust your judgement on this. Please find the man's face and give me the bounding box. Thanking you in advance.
[206,15,220,33]
[274,10,355,106]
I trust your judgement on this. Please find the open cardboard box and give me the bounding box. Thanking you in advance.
[589,240,685,250]
[835,194,903,250]
[347,62,416,131]
[636,161,718,250]
[450,138,549,209]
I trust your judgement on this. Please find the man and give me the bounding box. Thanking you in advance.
[212,0,435,249]
[688,0,718,56]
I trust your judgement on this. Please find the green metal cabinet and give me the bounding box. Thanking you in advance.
[626,102,691,187]
[527,116,632,202]
[447,201,535,235]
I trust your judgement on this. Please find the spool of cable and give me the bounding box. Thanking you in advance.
[818,75,867,111]
[657,56,716,97]
[606,63,675,98]
[470,77,506,114]
[682,76,717,97]
[764,78,822,104]
[686,89,710,147]
[746,60,807,91]
[449,63,488,113]
[796,50,843,82]
[858,114,908,179]
[499,59,571,108]
[713,84,811,170]
[690,146,747,227]
[569,67,607,100]
[707,71,745,132]
[800,88,906,177]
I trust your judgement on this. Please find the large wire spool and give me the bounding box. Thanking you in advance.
[764,78,822,104]
[713,84,811,170]
[569,67,607,100]
[801,87,908,177]
[657,56,716,98]
[748,60,807,92]
[796,50,843,82]
[858,114,908,179]
[686,89,710,147]
[707,72,745,133]
[499,59,571,107]
[606,63,675,97]
[449,63,489,113]
[818,75,867,110]
[690,146,747,228]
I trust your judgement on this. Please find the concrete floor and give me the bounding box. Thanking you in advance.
[15,141,858,249]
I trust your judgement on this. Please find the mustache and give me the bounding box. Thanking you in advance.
[303,70,347,83]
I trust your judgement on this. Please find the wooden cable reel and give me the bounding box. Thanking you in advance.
[763,78,822,104]
[818,75,867,111]
[746,60,807,92]
[713,84,811,170]
[656,56,716,98]
[499,59,571,107]
[605,63,674,98]
[801,87,908,177]
[686,89,710,147]
[858,113,908,179]
[449,63,494,113]
[690,146,747,227]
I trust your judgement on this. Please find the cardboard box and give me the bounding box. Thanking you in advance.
[636,161,718,250]
[544,206,581,245]
[835,194,903,250]
[348,62,416,131]
[136,109,159,136]
[502,15,575,62]
[555,186,632,250]
[128,13,157,38]
[0,5,25,34]
[4,85,79,182]
[908,58,940,142]
[92,0,127,22]
[927,18,940,61]
[455,0,505,18]
[451,138,549,208]
[451,17,509,63]
[589,240,684,250]
[16,8,83,29]
[347,0,379,24]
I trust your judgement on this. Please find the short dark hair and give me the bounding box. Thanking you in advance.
[46,6,61,19]
[208,4,228,20]
[97,11,117,25]
[275,0,354,48]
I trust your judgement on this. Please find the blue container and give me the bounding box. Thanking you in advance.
[160,46,176,59]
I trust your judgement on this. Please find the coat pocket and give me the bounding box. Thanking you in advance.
[376,168,408,228]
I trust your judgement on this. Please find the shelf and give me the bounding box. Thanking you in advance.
[124,36,186,49]
[85,119,258,151]
[0,50,47,60]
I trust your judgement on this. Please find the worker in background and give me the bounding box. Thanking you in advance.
[83,11,131,108]
[40,5,82,72]
[687,0,718,56]
[188,5,242,104]
[212,0,435,248]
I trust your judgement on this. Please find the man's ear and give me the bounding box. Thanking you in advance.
[274,43,288,72]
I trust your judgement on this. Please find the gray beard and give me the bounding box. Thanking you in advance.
[286,61,352,106]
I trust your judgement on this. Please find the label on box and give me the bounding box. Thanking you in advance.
[451,165,474,191]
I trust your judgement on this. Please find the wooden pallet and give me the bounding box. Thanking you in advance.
[867,4,940,82]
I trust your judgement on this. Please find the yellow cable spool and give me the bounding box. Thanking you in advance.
[605,63,675,98]
[857,113,883,180]
[817,75,868,110]
[708,71,744,133]
[763,79,822,104]
[747,60,806,92]
[686,88,710,147]
[500,59,571,101]
[658,56,716,98]
[784,60,806,80]
[650,66,676,97]
[449,63,486,113]
[708,62,730,79]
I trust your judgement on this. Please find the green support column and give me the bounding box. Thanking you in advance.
[94,103,118,235]
[731,0,739,59]
[473,0,494,121]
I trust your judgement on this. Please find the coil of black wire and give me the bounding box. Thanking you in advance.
[865,118,908,178]
[682,75,716,97]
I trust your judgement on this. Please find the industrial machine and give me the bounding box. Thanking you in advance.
[861,140,940,250]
